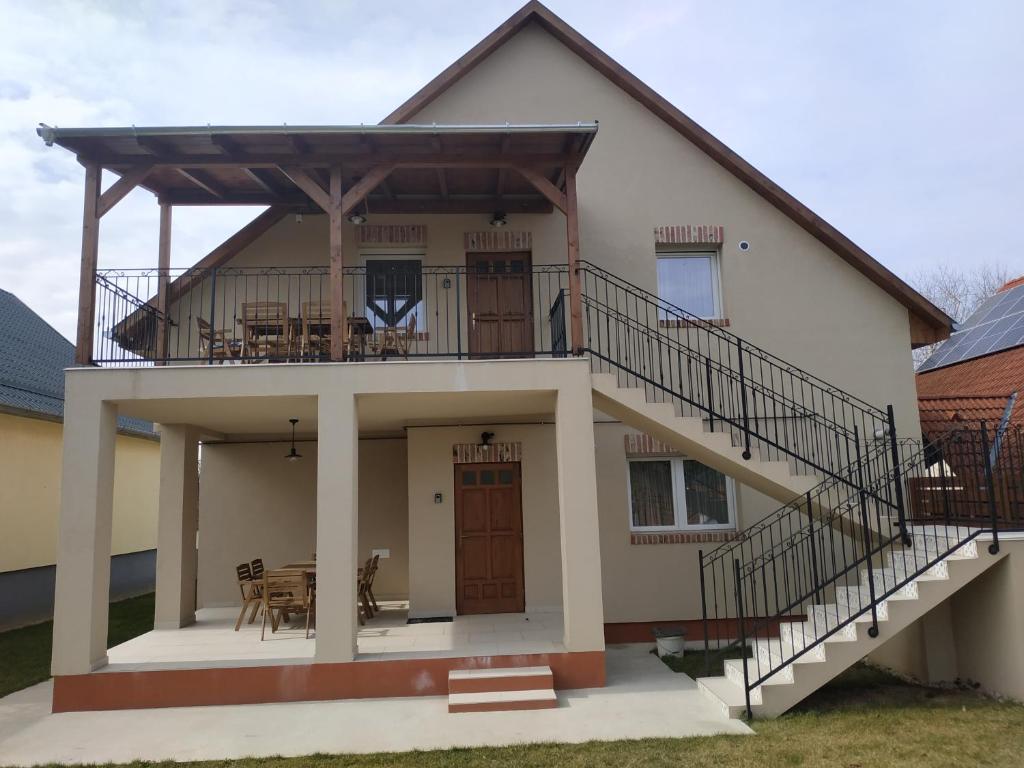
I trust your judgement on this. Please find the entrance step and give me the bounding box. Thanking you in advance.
[448,666,557,713]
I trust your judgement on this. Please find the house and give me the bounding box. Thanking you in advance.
[0,288,159,630]
[35,2,1023,719]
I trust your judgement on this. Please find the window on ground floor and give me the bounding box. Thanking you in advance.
[627,456,735,531]
[656,251,722,319]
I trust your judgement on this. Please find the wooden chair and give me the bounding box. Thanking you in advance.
[378,313,417,359]
[234,562,262,631]
[357,558,375,625]
[365,554,381,613]
[196,317,233,364]
[261,569,314,640]
[300,301,331,359]
[241,301,291,361]
[251,558,265,581]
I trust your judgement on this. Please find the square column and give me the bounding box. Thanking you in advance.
[555,377,606,652]
[154,425,200,629]
[52,393,117,675]
[315,391,359,662]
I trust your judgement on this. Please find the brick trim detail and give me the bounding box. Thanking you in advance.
[624,433,680,457]
[356,224,427,246]
[630,531,743,545]
[452,441,522,464]
[654,224,724,245]
[464,231,532,252]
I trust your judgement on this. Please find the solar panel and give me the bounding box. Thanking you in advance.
[918,282,1024,372]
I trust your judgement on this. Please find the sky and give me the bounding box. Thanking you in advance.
[1,0,1022,341]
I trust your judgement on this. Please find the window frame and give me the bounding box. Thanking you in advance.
[655,249,724,320]
[625,455,737,532]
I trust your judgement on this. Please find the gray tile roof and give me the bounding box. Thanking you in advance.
[0,289,154,435]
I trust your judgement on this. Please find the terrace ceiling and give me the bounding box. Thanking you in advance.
[37,123,598,213]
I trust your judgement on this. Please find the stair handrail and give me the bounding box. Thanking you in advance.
[579,260,886,419]
[699,425,1004,700]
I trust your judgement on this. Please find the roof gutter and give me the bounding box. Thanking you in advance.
[36,121,599,145]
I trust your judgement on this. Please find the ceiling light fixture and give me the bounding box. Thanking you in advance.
[489,211,507,228]
[285,418,303,462]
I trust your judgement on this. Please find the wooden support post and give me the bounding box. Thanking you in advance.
[329,166,346,361]
[564,166,584,355]
[75,162,102,365]
[155,203,172,364]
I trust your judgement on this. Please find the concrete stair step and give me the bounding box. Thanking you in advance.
[697,675,753,719]
[447,665,553,695]
[886,550,949,579]
[447,688,558,714]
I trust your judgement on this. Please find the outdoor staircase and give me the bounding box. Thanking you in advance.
[697,529,1004,718]
[447,666,557,713]
[591,372,820,504]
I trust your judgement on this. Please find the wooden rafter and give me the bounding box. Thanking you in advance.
[177,168,226,198]
[210,133,244,155]
[278,166,331,211]
[286,134,310,154]
[495,135,512,198]
[242,167,286,197]
[97,164,154,218]
[514,166,566,213]
[341,165,395,216]
[436,168,449,200]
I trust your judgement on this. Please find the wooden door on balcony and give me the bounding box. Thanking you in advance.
[455,462,525,615]
[466,252,534,358]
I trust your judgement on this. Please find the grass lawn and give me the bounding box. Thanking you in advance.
[0,592,153,698]
[1,609,1021,767]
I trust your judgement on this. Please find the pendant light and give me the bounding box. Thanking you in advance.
[285,418,302,462]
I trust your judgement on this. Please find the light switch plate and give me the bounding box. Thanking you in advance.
[372,548,390,559]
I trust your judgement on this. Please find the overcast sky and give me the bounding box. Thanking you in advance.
[1,0,1022,340]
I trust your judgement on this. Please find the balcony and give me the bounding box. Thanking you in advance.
[94,263,571,365]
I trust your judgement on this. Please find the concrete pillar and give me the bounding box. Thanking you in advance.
[51,394,117,675]
[554,376,606,652]
[154,425,200,629]
[315,391,359,662]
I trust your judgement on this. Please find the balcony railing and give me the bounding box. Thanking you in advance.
[93,264,571,365]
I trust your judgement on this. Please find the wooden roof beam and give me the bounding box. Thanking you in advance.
[97,164,155,218]
[436,169,448,200]
[495,135,512,198]
[243,167,287,197]
[278,166,331,211]
[177,168,226,198]
[515,166,566,213]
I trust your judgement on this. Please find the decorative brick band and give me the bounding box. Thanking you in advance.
[464,231,532,252]
[357,224,427,247]
[631,531,743,545]
[654,224,724,245]
[624,433,680,457]
[452,441,522,464]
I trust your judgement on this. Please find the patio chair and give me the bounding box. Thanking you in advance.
[378,313,417,360]
[241,301,291,361]
[196,317,233,364]
[357,559,375,625]
[365,554,381,613]
[300,300,331,359]
[261,569,314,640]
[234,562,263,631]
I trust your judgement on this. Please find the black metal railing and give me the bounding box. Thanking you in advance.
[577,260,893,493]
[698,422,1018,718]
[93,264,570,365]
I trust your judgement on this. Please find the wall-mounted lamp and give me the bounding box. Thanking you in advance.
[479,431,495,447]
[295,213,303,224]
[489,211,507,228]
[348,211,367,225]
[285,418,303,462]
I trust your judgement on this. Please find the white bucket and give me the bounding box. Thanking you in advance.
[656,634,686,657]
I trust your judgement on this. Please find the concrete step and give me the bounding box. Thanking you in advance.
[447,688,558,714]
[448,666,553,695]
[910,534,979,560]
[886,550,949,580]
[697,675,751,719]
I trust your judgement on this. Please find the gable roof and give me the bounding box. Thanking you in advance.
[0,288,154,435]
[383,0,951,343]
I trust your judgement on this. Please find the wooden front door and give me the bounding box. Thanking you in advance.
[455,462,526,615]
[466,252,534,358]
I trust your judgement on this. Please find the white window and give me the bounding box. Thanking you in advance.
[627,456,736,531]
[656,251,722,319]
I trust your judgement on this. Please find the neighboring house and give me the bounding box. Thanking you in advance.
[0,288,159,630]
[34,2,1023,720]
